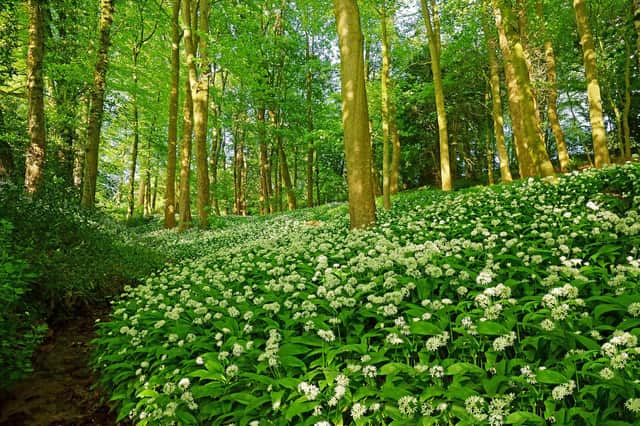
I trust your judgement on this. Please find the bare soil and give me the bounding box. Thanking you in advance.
[0,306,118,426]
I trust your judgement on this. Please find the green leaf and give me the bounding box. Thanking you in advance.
[380,362,412,376]
[477,321,509,336]
[536,369,567,384]
[505,411,545,425]
[594,304,625,320]
[410,321,442,335]
[446,362,485,376]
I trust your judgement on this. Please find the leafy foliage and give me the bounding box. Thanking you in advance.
[94,164,640,425]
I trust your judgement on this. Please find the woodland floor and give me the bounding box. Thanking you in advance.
[0,305,118,426]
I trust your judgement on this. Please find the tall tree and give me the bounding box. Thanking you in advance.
[24,0,46,193]
[537,0,570,172]
[127,3,157,220]
[380,0,392,209]
[182,0,210,228]
[494,1,555,178]
[573,0,610,168]
[333,0,376,229]
[420,0,452,191]
[81,0,114,208]
[634,0,640,60]
[178,78,193,231]
[485,26,513,183]
[164,0,180,228]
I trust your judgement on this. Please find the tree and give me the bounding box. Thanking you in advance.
[485,24,513,183]
[81,0,115,208]
[24,0,46,193]
[420,0,452,191]
[537,0,570,172]
[573,0,610,168]
[333,0,376,229]
[182,0,210,229]
[178,78,193,231]
[164,0,180,228]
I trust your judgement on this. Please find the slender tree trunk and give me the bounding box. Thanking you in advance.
[421,0,452,191]
[486,122,494,185]
[315,148,321,205]
[495,1,555,178]
[305,34,315,208]
[164,0,180,228]
[633,0,640,62]
[389,87,401,194]
[258,108,270,215]
[622,40,631,160]
[127,99,139,219]
[573,0,610,168]
[380,0,392,209]
[81,0,114,208]
[493,3,533,178]
[269,110,297,210]
[486,28,513,182]
[178,78,193,231]
[333,0,376,228]
[182,0,210,228]
[25,0,46,193]
[535,1,569,172]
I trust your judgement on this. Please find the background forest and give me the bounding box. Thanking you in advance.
[1,0,640,425]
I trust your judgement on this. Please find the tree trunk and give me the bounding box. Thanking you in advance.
[493,2,534,178]
[182,0,210,228]
[178,78,193,231]
[306,34,315,208]
[380,0,392,209]
[81,0,114,208]
[389,87,401,194]
[573,0,610,168]
[486,28,513,183]
[25,0,46,194]
[622,40,631,160]
[495,1,555,178]
[127,100,139,219]
[333,0,376,228]
[421,0,452,191]
[257,108,271,215]
[164,0,180,228]
[536,1,569,172]
[633,0,640,63]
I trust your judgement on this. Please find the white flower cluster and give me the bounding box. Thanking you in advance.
[257,329,281,367]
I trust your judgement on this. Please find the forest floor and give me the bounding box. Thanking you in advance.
[0,305,118,426]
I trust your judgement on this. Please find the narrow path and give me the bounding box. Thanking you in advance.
[0,305,118,426]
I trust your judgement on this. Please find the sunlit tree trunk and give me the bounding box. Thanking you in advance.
[493,3,533,178]
[333,0,376,229]
[81,0,114,208]
[182,0,210,228]
[178,79,193,231]
[495,1,555,178]
[257,108,270,215]
[622,40,631,160]
[421,0,452,191]
[25,0,46,193]
[380,0,392,209]
[573,0,610,168]
[633,0,640,62]
[127,99,140,219]
[389,87,401,194]
[306,32,315,208]
[486,28,513,183]
[210,68,226,216]
[535,1,569,171]
[164,0,180,228]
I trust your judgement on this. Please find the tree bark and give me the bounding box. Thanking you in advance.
[127,99,139,219]
[178,78,193,231]
[380,0,392,209]
[164,0,180,228]
[536,1,569,172]
[182,0,210,228]
[486,28,513,183]
[633,0,640,63]
[622,40,631,160]
[258,108,271,215]
[24,0,46,193]
[333,0,376,228]
[81,0,114,208]
[305,33,315,208]
[495,1,555,178]
[573,0,610,168]
[421,0,452,191]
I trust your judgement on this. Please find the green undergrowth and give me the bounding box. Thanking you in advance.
[0,184,166,392]
[93,164,640,426]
